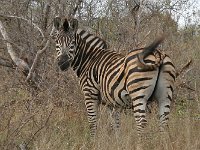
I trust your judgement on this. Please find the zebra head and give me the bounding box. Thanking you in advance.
[53,17,78,71]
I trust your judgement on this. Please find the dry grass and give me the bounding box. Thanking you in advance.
[0,91,199,150]
[31,104,200,150]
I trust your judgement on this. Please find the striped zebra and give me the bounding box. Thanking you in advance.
[53,17,176,137]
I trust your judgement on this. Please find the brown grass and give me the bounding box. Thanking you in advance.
[0,91,199,150]
[30,105,200,150]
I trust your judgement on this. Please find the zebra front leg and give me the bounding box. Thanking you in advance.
[107,106,121,141]
[107,106,122,136]
[107,106,121,130]
[131,97,148,150]
[83,91,100,139]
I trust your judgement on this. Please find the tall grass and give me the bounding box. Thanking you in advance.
[30,105,200,150]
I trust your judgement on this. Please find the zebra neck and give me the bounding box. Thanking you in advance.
[71,29,108,77]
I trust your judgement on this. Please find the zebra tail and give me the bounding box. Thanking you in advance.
[137,36,165,71]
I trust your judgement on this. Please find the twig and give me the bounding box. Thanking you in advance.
[0,19,40,90]
[69,0,83,17]
[25,27,55,82]
[0,14,44,38]
[0,56,14,68]
[180,83,195,91]
[43,1,52,30]
[0,20,30,71]
[10,112,39,137]
[176,59,192,77]
[6,112,39,150]
[0,38,25,51]
[25,107,54,146]
[136,30,151,47]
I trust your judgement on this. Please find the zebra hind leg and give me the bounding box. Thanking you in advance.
[153,63,175,150]
[132,97,148,135]
[157,94,172,132]
[155,56,175,132]
[130,97,148,150]
[154,78,173,132]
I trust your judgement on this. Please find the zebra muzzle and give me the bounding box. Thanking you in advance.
[57,54,71,71]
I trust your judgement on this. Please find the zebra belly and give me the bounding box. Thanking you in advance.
[101,82,132,108]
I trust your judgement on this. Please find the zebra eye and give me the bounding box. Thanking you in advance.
[69,51,74,55]
[56,45,60,49]
[70,45,74,49]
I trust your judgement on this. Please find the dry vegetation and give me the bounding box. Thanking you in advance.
[0,0,200,150]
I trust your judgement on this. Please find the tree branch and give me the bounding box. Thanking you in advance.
[69,0,83,17]
[0,20,40,90]
[0,14,44,38]
[42,1,52,31]
[0,56,14,68]
[25,27,55,82]
[25,107,54,147]
[0,38,25,52]
[0,20,30,72]
[176,59,192,77]
[136,30,151,47]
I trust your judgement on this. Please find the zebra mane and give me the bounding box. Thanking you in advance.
[76,29,109,50]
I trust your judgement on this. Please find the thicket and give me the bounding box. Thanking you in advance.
[0,0,199,149]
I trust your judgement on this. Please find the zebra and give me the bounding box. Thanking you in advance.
[53,17,176,137]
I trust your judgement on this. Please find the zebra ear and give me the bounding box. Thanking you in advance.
[63,18,70,32]
[53,17,61,30]
[69,18,78,30]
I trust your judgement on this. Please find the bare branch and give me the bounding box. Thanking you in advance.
[0,20,30,72]
[0,14,44,38]
[136,30,151,47]
[176,59,193,77]
[26,27,55,82]
[125,0,141,46]
[43,1,52,31]
[0,56,14,68]
[0,19,41,91]
[179,82,195,91]
[0,38,25,52]
[130,0,140,16]
[69,0,83,17]
[25,107,54,147]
